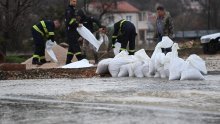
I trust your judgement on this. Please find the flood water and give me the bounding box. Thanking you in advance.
[0,76,220,124]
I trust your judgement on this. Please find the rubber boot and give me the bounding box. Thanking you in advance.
[93,52,98,64]
[32,58,42,65]
[66,54,73,64]
[76,54,85,61]
[129,51,135,55]
[161,47,172,55]
[40,59,50,64]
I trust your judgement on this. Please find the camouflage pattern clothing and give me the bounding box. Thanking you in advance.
[154,12,174,42]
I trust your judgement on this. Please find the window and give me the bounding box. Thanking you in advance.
[139,12,146,21]
[139,30,145,42]
[126,15,132,21]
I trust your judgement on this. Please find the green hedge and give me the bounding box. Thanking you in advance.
[5,55,30,63]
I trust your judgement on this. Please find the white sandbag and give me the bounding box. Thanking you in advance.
[154,72,161,78]
[113,42,121,56]
[164,43,180,64]
[148,42,163,76]
[162,53,172,78]
[169,57,185,80]
[180,68,205,80]
[160,36,174,48]
[77,25,103,51]
[142,63,149,77]
[46,40,56,49]
[127,61,143,77]
[134,49,150,62]
[154,53,166,78]
[161,43,180,78]
[127,64,134,77]
[134,64,144,78]
[96,58,113,74]
[46,49,58,63]
[45,40,58,63]
[171,43,180,57]
[62,59,93,68]
[103,34,109,46]
[155,52,166,68]
[186,54,207,75]
[163,63,170,78]
[108,57,133,77]
[98,33,109,46]
[114,50,129,59]
[150,43,162,73]
[151,42,163,59]
[118,64,129,77]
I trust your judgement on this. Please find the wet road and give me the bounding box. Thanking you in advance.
[0,76,220,124]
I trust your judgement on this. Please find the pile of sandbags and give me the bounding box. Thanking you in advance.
[96,36,207,80]
[96,49,150,78]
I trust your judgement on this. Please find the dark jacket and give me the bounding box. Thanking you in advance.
[65,5,79,31]
[32,20,55,41]
[112,19,136,44]
[77,9,101,33]
[81,16,101,33]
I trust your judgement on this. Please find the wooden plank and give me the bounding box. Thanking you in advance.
[0,63,26,71]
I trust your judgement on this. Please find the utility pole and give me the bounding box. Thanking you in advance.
[84,0,87,13]
[207,0,210,30]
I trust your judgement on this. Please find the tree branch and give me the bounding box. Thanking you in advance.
[0,0,6,7]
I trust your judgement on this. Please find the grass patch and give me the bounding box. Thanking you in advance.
[5,55,30,63]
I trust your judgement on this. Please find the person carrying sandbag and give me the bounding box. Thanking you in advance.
[76,9,103,64]
[65,0,86,64]
[31,19,61,65]
[111,19,137,55]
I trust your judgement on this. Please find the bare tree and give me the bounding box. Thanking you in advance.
[0,0,40,55]
[198,0,220,29]
[83,0,117,20]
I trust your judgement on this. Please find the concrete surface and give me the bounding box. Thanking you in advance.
[0,76,220,124]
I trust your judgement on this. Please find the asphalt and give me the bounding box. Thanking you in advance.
[0,75,220,124]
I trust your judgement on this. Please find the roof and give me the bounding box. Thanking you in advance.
[116,1,139,13]
[89,1,139,13]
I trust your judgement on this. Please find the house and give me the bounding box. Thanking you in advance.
[88,0,156,46]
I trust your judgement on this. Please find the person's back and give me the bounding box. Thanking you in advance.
[31,19,60,65]
[112,19,137,55]
[33,20,55,39]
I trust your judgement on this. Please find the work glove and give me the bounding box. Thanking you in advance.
[78,23,83,27]
[112,44,115,48]
[112,42,121,56]
[46,40,56,50]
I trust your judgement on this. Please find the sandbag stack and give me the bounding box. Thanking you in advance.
[96,36,207,80]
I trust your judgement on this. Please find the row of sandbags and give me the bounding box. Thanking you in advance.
[96,37,207,80]
[96,49,151,78]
